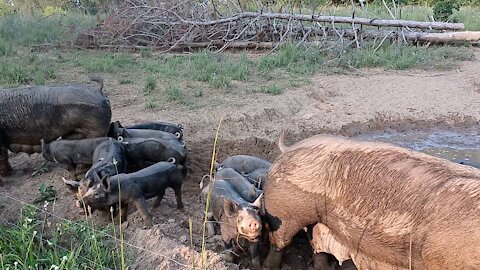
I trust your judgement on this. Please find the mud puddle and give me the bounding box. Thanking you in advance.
[354,126,480,164]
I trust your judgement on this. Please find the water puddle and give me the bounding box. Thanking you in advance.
[354,127,480,166]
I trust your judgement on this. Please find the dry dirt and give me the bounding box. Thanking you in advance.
[1,49,480,269]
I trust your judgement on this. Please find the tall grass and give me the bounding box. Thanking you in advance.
[0,204,126,269]
[0,13,96,46]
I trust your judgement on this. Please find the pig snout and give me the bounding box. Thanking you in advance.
[248,219,261,232]
[238,211,262,240]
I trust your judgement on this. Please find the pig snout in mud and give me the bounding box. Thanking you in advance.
[85,139,127,185]
[204,179,264,270]
[216,155,271,175]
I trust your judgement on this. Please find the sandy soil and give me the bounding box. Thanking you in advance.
[1,49,480,269]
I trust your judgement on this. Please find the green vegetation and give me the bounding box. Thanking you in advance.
[72,52,136,73]
[336,45,474,70]
[0,204,127,269]
[144,76,157,95]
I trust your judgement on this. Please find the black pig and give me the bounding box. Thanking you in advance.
[215,168,262,203]
[80,160,184,227]
[41,137,110,180]
[216,155,271,175]
[121,137,187,175]
[0,76,111,176]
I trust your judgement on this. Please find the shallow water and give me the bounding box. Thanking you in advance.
[354,127,480,166]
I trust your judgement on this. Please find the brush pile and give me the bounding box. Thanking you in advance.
[75,0,480,51]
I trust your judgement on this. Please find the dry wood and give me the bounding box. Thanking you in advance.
[74,0,474,51]
[177,12,464,31]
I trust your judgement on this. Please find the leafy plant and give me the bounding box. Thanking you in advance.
[433,0,460,22]
[33,183,56,203]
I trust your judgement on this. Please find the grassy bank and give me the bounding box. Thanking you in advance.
[0,203,128,269]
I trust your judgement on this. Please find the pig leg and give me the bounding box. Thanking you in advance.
[206,212,215,236]
[263,246,284,270]
[0,130,11,176]
[221,239,237,263]
[119,203,129,223]
[249,241,262,270]
[173,186,184,210]
[134,198,153,228]
[152,189,166,209]
[65,163,77,180]
[0,146,10,177]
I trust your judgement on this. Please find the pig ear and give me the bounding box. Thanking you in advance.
[101,175,111,192]
[223,198,240,218]
[251,193,265,216]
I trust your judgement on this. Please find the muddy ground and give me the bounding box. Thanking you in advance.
[1,49,480,269]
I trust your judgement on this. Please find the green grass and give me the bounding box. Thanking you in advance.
[0,204,127,269]
[259,44,326,76]
[145,95,158,109]
[152,52,252,89]
[0,53,56,86]
[144,76,157,95]
[71,52,136,73]
[119,78,133,85]
[0,13,96,46]
[335,45,474,70]
[251,84,284,95]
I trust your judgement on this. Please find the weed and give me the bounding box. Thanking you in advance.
[33,183,56,203]
[144,76,157,95]
[251,84,284,95]
[166,83,184,102]
[119,78,133,85]
[145,95,158,109]
[194,89,204,97]
[32,163,50,177]
[140,48,153,58]
[0,38,13,56]
[0,204,125,269]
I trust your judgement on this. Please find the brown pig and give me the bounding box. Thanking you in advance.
[262,132,480,270]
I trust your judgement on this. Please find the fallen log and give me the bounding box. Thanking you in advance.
[339,29,480,43]
[174,11,464,31]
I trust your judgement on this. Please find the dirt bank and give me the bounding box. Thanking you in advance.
[1,49,480,269]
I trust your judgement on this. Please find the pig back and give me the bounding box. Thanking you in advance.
[215,168,261,202]
[209,180,251,220]
[0,83,111,144]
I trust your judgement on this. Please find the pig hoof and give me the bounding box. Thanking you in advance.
[121,221,129,230]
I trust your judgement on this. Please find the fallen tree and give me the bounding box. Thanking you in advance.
[74,0,479,51]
